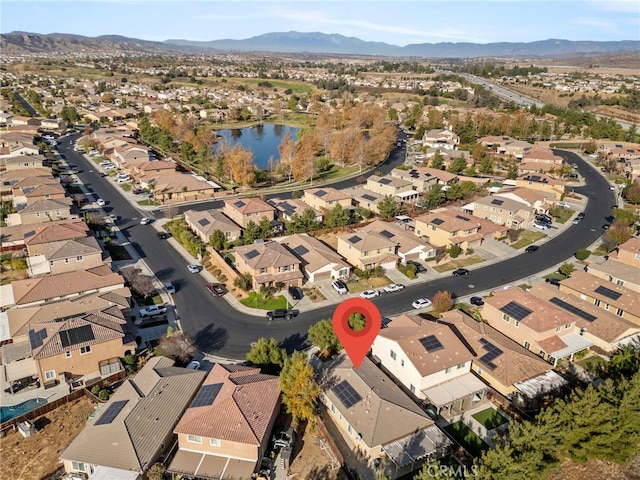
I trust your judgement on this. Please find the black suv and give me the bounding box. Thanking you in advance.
[289,286,303,301]
[266,309,300,321]
[157,231,171,239]
[406,260,427,272]
[452,268,470,276]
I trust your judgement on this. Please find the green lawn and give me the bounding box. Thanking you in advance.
[511,230,547,249]
[345,275,391,293]
[137,199,160,206]
[315,164,359,183]
[576,355,606,373]
[240,292,289,310]
[432,255,485,273]
[472,408,509,430]
[443,421,490,458]
[549,207,574,224]
[119,183,132,192]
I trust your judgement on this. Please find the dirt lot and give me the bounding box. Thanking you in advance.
[289,422,349,480]
[548,454,640,480]
[0,397,96,480]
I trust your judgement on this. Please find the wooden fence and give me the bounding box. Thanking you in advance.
[0,370,126,436]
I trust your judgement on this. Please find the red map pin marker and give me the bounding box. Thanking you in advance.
[332,297,382,369]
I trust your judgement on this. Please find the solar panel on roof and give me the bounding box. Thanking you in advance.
[293,245,309,256]
[379,230,394,239]
[348,235,361,244]
[190,383,223,408]
[234,200,246,208]
[60,325,95,348]
[24,230,36,238]
[409,170,417,174]
[379,178,392,185]
[28,328,48,349]
[245,249,260,260]
[197,218,210,227]
[499,301,533,321]
[315,190,327,197]
[432,218,444,225]
[419,335,444,352]
[281,203,296,215]
[332,380,362,409]
[362,194,377,201]
[549,297,597,322]
[455,215,470,221]
[594,285,622,300]
[491,199,504,206]
[94,400,129,425]
[478,339,503,370]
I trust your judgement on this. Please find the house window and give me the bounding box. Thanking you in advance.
[457,362,466,369]
[604,304,610,311]
[401,359,405,367]
[187,435,202,444]
[64,258,70,264]
[65,351,72,358]
[80,346,92,355]
[616,308,624,317]
[524,341,531,350]
[45,370,56,380]
[331,403,335,413]
[55,210,61,216]
[431,226,436,231]
[210,438,221,447]
[555,327,561,333]
[364,251,368,257]
[477,367,483,376]
[347,424,352,434]
[445,367,452,374]
[260,268,267,274]
[390,350,397,360]
[71,462,86,472]
[76,256,83,262]
[514,321,520,328]
[594,299,601,307]
[539,350,546,358]
[49,261,54,266]
[502,313,510,323]
[564,323,572,329]
[410,384,416,394]
[616,280,624,286]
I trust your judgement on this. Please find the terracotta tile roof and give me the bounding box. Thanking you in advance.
[560,271,640,317]
[0,168,52,182]
[277,233,349,273]
[12,266,123,305]
[268,197,323,219]
[174,364,280,445]
[415,209,481,233]
[337,230,397,252]
[367,174,413,189]
[23,220,90,245]
[18,197,73,214]
[234,241,301,269]
[137,160,175,171]
[306,187,352,202]
[184,209,241,237]
[154,173,215,194]
[42,236,102,261]
[224,197,274,215]
[358,220,434,256]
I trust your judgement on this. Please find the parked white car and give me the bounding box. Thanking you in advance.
[556,202,571,209]
[332,280,348,294]
[383,283,405,293]
[359,290,380,299]
[96,198,106,206]
[139,305,168,318]
[187,264,201,273]
[140,217,152,225]
[412,298,432,309]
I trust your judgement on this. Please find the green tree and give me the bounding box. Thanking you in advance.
[575,248,591,260]
[280,351,320,423]
[60,105,78,123]
[612,207,640,226]
[209,230,228,251]
[378,194,399,219]
[479,155,493,174]
[558,262,575,277]
[348,313,366,331]
[447,156,467,174]
[234,273,253,292]
[430,151,444,169]
[180,141,196,163]
[242,220,262,244]
[425,184,443,208]
[308,319,342,354]
[324,204,350,228]
[507,161,519,180]
[246,337,287,374]
[258,216,274,238]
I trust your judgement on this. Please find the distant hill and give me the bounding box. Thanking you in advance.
[2,30,639,58]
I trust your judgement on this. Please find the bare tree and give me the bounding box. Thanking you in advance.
[156,329,196,363]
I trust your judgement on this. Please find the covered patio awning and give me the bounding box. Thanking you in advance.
[381,425,452,468]
[167,450,256,480]
[421,372,487,408]
[89,466,139,480]
[514,371,568,399]
[4,358,38,382]
[550,332,593,359]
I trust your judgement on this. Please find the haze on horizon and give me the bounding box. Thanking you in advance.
[2,0,639,46]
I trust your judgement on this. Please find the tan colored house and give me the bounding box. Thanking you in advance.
[0,167,52,199]
[233,241,303,289]
[12,177,67,206]
[422,128,459,150]
[559,271,640,326]
[521,147,564,166]
[11,265,124,308]
[468,195,534,229]
[365,175,414,197]
[414,209,484,249]
[482,287,592,365]
[391,166,458,193]
[153,173,218,203]
[40,236,107,275]
[358,220,436,262]
[336,230,398,270]
[267,197,323,223]
[344,186,384,214]
[610,236,640,268]
[302,187,353,211]
[514,174,566,200]
[494,186,553,214]
[586,237,640,293]
[40,118,66,130]
[313,353,451,479]
[169,364,281,480]
[23,220,91,255]
[132,160,175,185]
[7,197,75,226]
[184,209,242,243]
[3,154,46,170]
[112,144,150,169]
[60,357,206,479]
[223,197,275,228]
[276,233,351,282]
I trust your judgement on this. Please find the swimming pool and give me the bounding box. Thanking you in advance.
[0,397,48,423]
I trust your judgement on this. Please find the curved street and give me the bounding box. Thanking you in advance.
[60,134,616,360]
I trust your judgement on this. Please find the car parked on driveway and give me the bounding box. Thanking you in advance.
[206,283,225,296]
[452,268,469,276]
[470,296,485,306]
[383,283,405,293]
[96,198,106,206]
[139,305,168,318]
[186,361,201,370]
[412,298,432,309]
[406,260,427,272]
[288,286,303,301]
[332,280,348,294]
[546,277,561,286]
[360,290,380,299]
[533,222,550,230]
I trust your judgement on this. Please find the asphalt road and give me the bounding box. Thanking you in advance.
[59,134,615,360]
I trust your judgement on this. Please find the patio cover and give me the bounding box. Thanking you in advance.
[381,425,452,467]
[514,371,568,399]
[616,333,640,349]
[4,358,38,382]
[422,372,487,408]
[550,332,593,359]
[168,450,256,479]
[89,466,139,480]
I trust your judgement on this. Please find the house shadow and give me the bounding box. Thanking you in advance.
[280,332,308,354]
[194,324,229,353]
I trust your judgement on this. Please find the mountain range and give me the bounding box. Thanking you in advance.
[2,31,639,58]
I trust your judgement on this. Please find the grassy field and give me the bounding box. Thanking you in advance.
[240,292,289,310]
[472,408,509,430]
[444,421,490,458]
[577,355,606,373]
[345,275,392,293]
[511,230,547,249]
[432,255,485,273]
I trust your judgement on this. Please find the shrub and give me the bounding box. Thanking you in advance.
[10,258,27,270]
[575,248,591,260]
[448,245,462,258]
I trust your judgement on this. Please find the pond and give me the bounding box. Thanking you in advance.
[214,124,299,170]
[1,397,48,423]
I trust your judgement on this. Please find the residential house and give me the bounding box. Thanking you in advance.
[40,118,66,130]
[391,166,458,193]
[276,233,351,282]
[168,364,281,480]
[23,220,91,256]
[131,160,176,186]
[344,186,384,214]
[223,198,275,229]
[482,287,593,365]
[358,220,436,263]
[336,230,398,271]
[38,236,107,275]
[11,176,67,207]
[233,241,303,290]
[9,265,124,308]
[6,197,75,226]
[1,167,52,200]
[8,115,40,127]
[493,186,553,214]
[184,209,242,244]
[302,187,353,212]
[425,149,473,171]
[479,136,532,159]
[0,141,40,158]
[466,195,534,229]
[60,357,206,480]
[559,270,640,326]
[514,174,566,200]
[529,284,640,353]
[422,128,459,150]
[371,314,484,415]
[267,197,323,223]
[153,173,218,203]
[3,154,46,171]
[112,144,150,170]
[365,175,417,203]
[438,310,566,410]
[414,209,485,250]
[312,353,451,479]
[586,237,640,293]
[519,147,565,174]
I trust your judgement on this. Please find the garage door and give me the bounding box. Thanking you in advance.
[312,271,331,282]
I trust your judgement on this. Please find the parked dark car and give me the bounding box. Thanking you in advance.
[206,283,225,296]
[157,231,171,239]
[546,277,561,286]
[406,260,427,272]
[289,286,303,301]
[525,245,539,253]
[470,296,485,306]
[535,214,552,224]
[266,309,299,321]
[452,268,470,276]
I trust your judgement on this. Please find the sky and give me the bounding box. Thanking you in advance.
[2,0,639,45]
